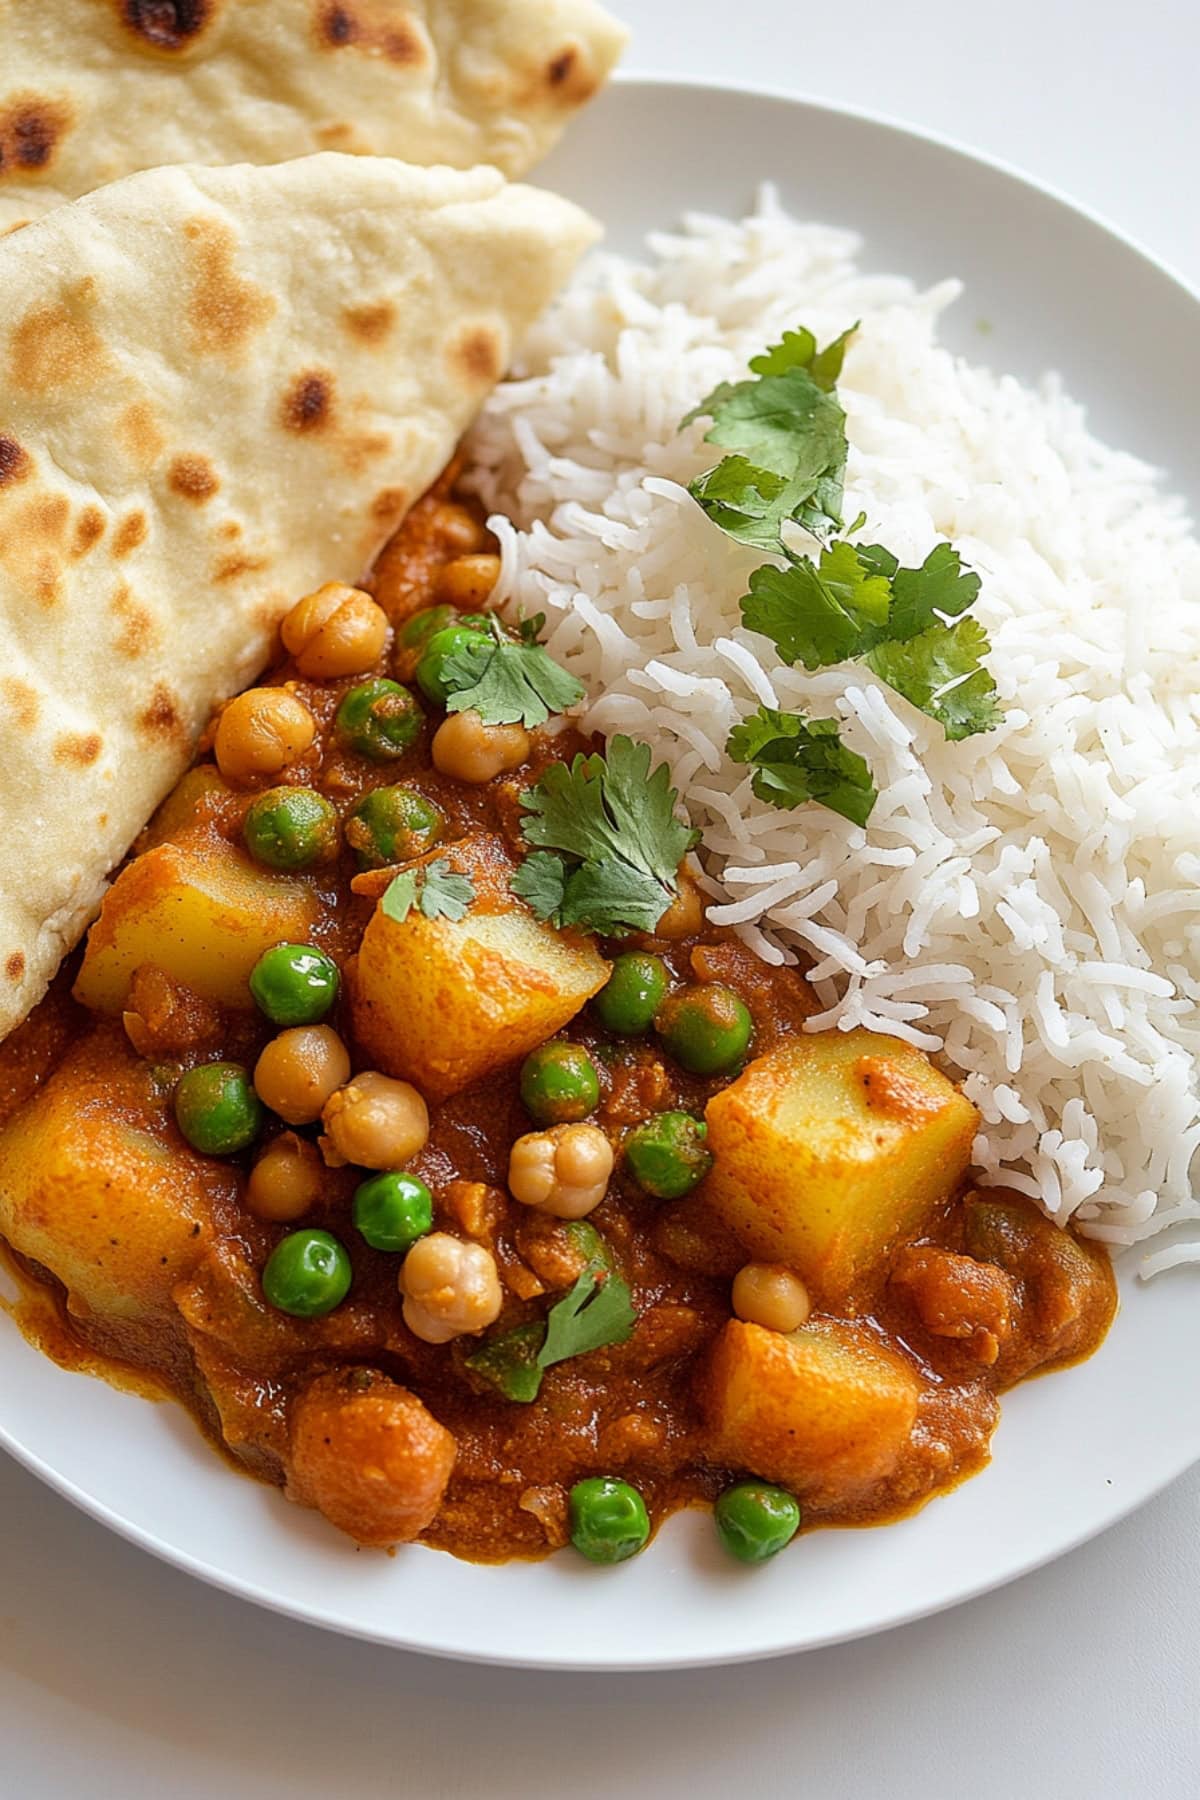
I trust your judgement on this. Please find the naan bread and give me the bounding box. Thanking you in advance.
[0,0,626,233]
[0,152,598,1037]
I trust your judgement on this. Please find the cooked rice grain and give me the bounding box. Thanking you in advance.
[468,197,1200,1268]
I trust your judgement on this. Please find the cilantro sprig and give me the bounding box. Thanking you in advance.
[441,615,585,729]
[462,1269,637,1404]
[381,858,476,924]
[728,707,877,826]
[683,326,1002,823]
[511,735,699,935]
[538,1268,636,1367]
[684,325,857,548]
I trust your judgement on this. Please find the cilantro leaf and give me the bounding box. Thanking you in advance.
[593,736,698,887]
[740,540,891,670]
[380,861,476,924]
[419,858,476,921]
[748,322,857,392]
[509,849,567,921]
[441,619,585,729]
[516,736,698,935]
[686,456,794,553]
[683,327,855,547]
[885,542,983,641]
[464,1322,546,1403]
[865,616,1002,741]
[728,706,878,826]
[691,366,846,482]
[380,870,418,923]
[537,1270,637,1369]
[557,860,672,935]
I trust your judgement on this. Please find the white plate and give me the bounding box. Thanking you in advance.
[3,77,1199,1671]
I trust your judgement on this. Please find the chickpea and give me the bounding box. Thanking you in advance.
[321,1069,429,1169]
[653,865,706,940]
[254,1025,350,1126]
[508,1123,614,1220]
[435,554,502,610]
[432,709,530,784]
[399,1233,502,1344]
[280,583,389,680]
[432,503,490,555]
[731,1263,811,1334]
[214,687,316,786]
[246,1132,325,1223]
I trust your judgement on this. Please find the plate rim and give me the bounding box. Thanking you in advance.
[3,72,1199,1671]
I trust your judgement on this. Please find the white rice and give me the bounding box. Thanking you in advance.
[467,194,1200,1273]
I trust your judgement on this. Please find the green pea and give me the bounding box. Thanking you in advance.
[623,1111,713,1199]
[656,983,753,1076]
[519,1042,600,1125]
[249,944,340,1026]
[353,1171,433,1254]
[262,1228,352,1318]
[593,952,670,1035]
[344,785,444,870]
[175,1062,263,1156]
[568,1476,651,1564]
[243,786,338,870]
[563,1219,615,1277]
[714,1483,801,1564]
[335,679,423,762]
[397,605,458,652]
[415,621,494,705]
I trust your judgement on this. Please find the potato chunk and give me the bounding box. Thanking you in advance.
[351,835,609,1100]
[699,1318,920,1506]
[703,1031,978,1303]
[74,838,319,1014]
[0,1025,221,1326]
[287,1369,456,1545]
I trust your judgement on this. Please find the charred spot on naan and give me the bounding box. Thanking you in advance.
[117,402,167,469]
[183,218,276,358]
[544,44,603,106]
[281,371,336,435]
[168,454,220,503]
[0,93,73,179]
[115,0,221,55]
[54,732,103,767]
[5,952,25,984]
[109,583,156,659]
[138,684,186,744]
[1,678,39,732]
[0,491,71,606]
[370,485,408,525]
[8,300,110,395]
[445,320,508,391]
[72,506,106,558]
[212,551,270,584]
[313,2,429,67]
[112,510,150,558]
[0,438,31,490]
[341,301,396,347]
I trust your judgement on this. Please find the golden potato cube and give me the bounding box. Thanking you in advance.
[703,1030,978,1303]
[699,1318,920,1506]
[141,766,231,849]
[0,1026,221,1326]
[351,837,609,1101]
[74,838,319,1014]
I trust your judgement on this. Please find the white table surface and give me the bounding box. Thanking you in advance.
[4,4,1200,1795]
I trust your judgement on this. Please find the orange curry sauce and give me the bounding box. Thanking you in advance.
[0,471,1116,1560]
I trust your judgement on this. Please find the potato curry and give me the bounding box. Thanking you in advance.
[0,473,1116,1567]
